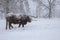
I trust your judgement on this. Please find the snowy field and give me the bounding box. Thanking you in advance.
[0,18,60,40]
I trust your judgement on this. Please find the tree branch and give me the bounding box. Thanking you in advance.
[40,0,49,9]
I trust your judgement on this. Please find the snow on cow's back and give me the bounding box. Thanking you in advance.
[6,12,24,19]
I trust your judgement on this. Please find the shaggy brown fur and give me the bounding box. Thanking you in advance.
[6,15,31,30]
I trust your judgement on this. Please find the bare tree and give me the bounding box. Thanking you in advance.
[32,0,56,18]
[5,0,26,15]
[20,0,26,14]
[23,0,30,15]
[5,0,10,14]
[0,0,6,19]
[48,0,56,18]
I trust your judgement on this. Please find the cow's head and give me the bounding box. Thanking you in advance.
[27,16,31,22]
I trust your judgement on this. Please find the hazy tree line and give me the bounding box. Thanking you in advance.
[0,0,60,19]
[32,0,56,18]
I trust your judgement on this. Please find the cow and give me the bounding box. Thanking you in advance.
[6,15,31,30]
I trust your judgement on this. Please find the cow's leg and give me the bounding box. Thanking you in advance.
[22,24,24,27]
[18,23,21,27]
[11,24,13,28]
[9,23,11,30]
[6,21,8,30]
[9,22,12,30]
[9,23,14,30]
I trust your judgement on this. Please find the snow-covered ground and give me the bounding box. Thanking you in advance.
[0,18,60,40]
